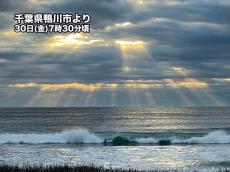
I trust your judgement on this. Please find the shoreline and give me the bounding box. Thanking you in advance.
[0,164,229,172]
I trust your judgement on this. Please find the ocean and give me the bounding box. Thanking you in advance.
[0,107,229,171]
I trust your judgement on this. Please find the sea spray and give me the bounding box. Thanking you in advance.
[0,128,103,144]
[182,130,230,144]
[136,130,230,144]
[0,129,230,145]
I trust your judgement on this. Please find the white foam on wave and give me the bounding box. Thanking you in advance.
[136,131,230,144]
[0,128,103,144]
[182,130,230,144]
[135,137,158,144]
[1,130,229,145]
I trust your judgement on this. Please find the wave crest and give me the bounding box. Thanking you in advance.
[0,128,103,144]
[182,130,230,144]
[136,131,230,144]
[0,130,229,145]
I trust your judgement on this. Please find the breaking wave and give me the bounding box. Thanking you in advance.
[136,131,230,144]
[0,129,229,145]
[0,128,103,144]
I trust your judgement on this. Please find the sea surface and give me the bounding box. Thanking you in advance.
[0,107,230,171]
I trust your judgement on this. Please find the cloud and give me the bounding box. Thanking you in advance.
[9,78,209,92]
[213,78,230,83]
[170,67,188,75]
[43,33,105,51]
[40,0,134,29]
[164,79,208,88]
[0,0,229,106]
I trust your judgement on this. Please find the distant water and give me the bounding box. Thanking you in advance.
[0,107,230,171]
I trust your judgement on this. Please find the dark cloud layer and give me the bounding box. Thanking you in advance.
[43,0,134,29]
[0,0,229,106]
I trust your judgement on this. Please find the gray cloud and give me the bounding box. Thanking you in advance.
[0,0,229,106]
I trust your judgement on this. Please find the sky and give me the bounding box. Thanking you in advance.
[0,0,229,107]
